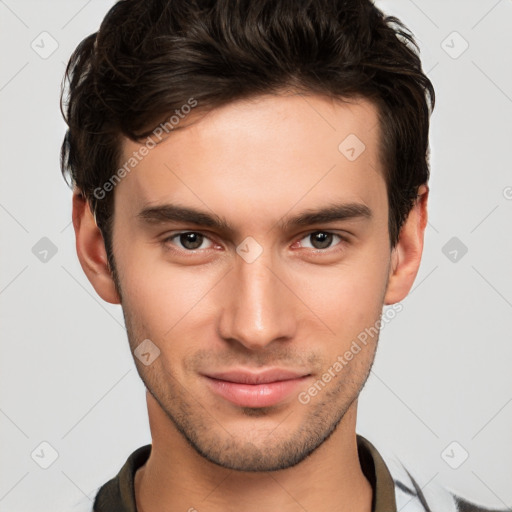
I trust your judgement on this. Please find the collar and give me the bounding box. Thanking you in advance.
[357,434,397,511]
[93,434,397,511]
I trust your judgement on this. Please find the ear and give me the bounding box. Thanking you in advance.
[384,184,429,305]
[72,191,121,305]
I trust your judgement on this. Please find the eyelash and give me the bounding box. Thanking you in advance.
[161,230,348,254]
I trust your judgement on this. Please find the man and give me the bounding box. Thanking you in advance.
[61,1,503,511]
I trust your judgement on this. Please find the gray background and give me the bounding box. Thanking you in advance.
[0,0,511,510]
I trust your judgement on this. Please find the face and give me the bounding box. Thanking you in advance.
[109,93,393,471]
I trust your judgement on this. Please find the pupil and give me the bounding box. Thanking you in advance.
[181,233,203,250]
[312,232,332,249]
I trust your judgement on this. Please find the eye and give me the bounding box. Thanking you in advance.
[298,231,343,250]
[164,232,214,251]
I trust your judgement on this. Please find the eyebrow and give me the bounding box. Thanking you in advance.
[136,202,372,233]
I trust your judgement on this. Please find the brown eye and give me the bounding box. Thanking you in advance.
[300,231,340,250]
[164,232,213,251]
[178,232,205,250]
[310,232,333,249]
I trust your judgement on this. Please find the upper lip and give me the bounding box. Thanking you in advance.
[203,369,310,384]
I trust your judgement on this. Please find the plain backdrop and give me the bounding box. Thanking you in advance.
[0,1,511,511]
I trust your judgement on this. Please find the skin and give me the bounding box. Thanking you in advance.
[72,93,428,512]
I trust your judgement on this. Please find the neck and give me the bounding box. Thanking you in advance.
[135,391,373,512]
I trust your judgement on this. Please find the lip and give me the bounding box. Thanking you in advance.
[202,368,311,408]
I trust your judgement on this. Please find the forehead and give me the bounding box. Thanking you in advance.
[115,93,386,229]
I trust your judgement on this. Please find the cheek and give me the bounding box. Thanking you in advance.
[289,246,390,340]
[117,244,223,343]
[123,272,188,332]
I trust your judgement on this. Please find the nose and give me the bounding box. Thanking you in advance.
[217,252,297,351]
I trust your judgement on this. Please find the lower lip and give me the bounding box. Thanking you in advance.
[204,376,310,408]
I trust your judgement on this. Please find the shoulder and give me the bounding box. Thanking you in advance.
[389,461,508,512]
[59,445,151,512]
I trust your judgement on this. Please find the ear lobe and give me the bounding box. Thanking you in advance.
[384,184,429,305]
[72,192,121,305]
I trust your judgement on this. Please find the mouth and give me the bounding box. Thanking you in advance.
[201,369,312,408]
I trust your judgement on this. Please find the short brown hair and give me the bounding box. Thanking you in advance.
[61,0,435,265]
